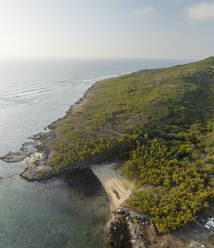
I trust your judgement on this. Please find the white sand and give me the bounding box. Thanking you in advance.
[91,163,135,211]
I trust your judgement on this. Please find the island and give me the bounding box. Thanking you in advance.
[2,57,214,247]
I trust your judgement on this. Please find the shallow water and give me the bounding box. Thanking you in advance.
[0,167,109,248]
[0,58,188,247]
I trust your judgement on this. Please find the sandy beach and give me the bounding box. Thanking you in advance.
[90,163,135,211]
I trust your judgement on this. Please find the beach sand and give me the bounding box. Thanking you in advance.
[90,163,135,211]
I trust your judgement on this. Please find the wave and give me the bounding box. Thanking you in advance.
[0,74,119,107]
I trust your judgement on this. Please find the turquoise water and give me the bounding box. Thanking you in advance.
[0,58,188,247]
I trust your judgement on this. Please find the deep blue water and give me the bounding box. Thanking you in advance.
[0,58,189,248]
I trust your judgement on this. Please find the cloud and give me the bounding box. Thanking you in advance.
[133,6,155,17]
[186,2,214,21]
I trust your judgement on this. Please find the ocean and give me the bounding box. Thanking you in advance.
[0,58,188,248]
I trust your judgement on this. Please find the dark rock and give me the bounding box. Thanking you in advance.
[106,215,132,248]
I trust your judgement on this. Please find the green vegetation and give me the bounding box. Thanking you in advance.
[49,57,214,233]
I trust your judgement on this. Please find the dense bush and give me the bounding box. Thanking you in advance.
[123,137,214,232]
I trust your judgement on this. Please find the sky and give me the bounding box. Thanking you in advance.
[0,0,213,59]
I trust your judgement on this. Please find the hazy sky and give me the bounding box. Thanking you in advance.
[0,0,213,59]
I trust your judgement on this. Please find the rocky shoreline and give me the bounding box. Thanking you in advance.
[107,209,155,248]
[0,84,97,180]
[0,142,37,163]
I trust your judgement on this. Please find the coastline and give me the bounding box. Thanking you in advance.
[0,83,98,180]
[0,74,159,247]
[1,64,213,247]
[0,77,193,248]
[18,78,147,246]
